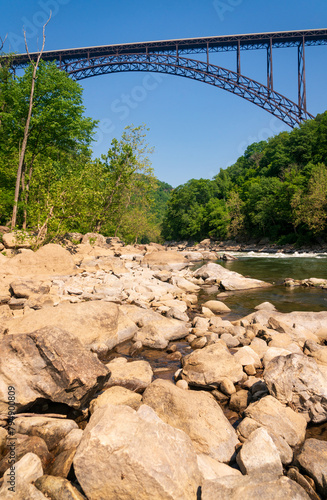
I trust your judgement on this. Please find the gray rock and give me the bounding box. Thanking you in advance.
[143,379,239,463]
[74,404,201,500]
[236,428,283,476]
[264,353,327,423]
[202,474,310,499]
[296,438,327,497]
[0,452,47,499]
[193,262,270,291]
[243,395,307,448]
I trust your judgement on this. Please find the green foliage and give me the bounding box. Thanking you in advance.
[161,112,327,244]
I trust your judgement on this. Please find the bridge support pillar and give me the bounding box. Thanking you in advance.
[298,36,307,116]
[237,40,241,81]
[267,37,273,95]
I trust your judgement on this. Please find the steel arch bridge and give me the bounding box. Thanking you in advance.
[6,28,327,128]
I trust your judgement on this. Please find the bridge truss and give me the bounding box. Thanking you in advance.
[6,28,327,127]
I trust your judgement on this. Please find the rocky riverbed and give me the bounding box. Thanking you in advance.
[0,233,326,499]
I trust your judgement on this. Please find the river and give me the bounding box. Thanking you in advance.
[209,252,327,321]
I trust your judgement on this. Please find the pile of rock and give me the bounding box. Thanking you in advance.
[0,235,326,499]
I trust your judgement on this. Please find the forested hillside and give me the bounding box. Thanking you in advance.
[0,59,170,244]
[162,112,327,245]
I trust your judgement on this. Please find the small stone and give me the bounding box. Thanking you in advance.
[220,333,240,348]
[211,389,229,404]
[229,389,250,413]
[129,340,143,357]
[167,351,182,361]
[186,334,197,343]
[203,300,231,314]
[244,364,256,376]
[191,337,207,349]
[167,344,177,353]
[220,378,236,396]
[176,380,189,390]
[35,475,87,500]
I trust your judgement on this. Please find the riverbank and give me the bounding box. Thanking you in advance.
[0,234,326,499]
[166,237,327,255]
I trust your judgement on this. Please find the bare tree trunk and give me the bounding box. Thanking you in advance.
[11,14,51,229]
[0,34,8,131]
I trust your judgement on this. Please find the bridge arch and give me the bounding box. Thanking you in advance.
[63,53,314,128]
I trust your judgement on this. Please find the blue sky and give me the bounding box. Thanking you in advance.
[2,0,327,186]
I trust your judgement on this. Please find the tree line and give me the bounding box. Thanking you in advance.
[162,111,327,245]
[0,52,171,244]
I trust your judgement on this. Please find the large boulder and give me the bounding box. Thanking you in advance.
[240,395,307,448]
[73,404,202,500]
[181,343,245,388]
[1,244,75,276]
[193,263,270,291]
[143,379,239,463]
[296,438,327,497]
[2,231,35,249]
[236,428,283,476]
[0,327,109,413]
[244,310,327,342]
[142,250,188,270]
[3,300,137,353]
[264,354,327,423]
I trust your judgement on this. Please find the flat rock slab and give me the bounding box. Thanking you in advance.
[0,327,109,413]
[264,353,327,423]
[202,474,310,500]
[143,379,239,463]
[74,404,201,500]
[2,300,137,352]
[193,263,270,291]
[0,244,75,276]
[181,343,245,387]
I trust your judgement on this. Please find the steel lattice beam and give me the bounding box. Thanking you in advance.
[62,53,313,127]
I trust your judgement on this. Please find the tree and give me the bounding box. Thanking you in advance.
[90,125,156,235]
[291,163,327,235]
[12,13,51,229]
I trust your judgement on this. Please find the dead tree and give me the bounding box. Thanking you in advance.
[11,13,51,229]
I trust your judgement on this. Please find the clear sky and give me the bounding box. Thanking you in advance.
[2,0,327,186]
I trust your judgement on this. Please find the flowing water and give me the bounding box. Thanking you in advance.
[211,252,327,321]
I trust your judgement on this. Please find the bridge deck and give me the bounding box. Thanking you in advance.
[6,28,327,68]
